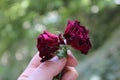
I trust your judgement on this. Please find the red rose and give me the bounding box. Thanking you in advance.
[37,20,92,62]
[37,30,60,62]
[64,20,92,54]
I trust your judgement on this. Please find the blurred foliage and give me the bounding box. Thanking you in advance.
[77,26,120,80]
[0,0,120,80]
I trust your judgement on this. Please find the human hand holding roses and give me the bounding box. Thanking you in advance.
[18,50,78,80]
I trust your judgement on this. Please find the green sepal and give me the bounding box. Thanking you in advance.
[57,45,67,59]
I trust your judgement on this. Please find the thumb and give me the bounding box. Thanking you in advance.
[39,56,67,76]
[27,56,66,80]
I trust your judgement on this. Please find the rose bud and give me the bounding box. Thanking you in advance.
[64,20,92,54]
[37,30,60,62]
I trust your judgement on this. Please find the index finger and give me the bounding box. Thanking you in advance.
[18,52,41,80]
[27,52,41,68]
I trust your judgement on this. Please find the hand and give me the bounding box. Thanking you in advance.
[18,50,78,80]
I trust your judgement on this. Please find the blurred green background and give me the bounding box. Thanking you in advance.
[0,0,120,80]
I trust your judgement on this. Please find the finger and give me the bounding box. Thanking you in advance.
[38,56,67,76]
[66,50,78,67]
[18,52,41,80]
[62,67,78,80]
[27,52,41,68]
[27,56,67,80]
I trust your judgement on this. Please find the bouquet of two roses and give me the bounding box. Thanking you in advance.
[36,20,92,80]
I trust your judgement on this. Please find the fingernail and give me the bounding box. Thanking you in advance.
[67,49,72,54]
[50,56,66,63]
[50,56,59,61]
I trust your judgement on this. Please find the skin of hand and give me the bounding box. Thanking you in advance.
[18,50,78,80]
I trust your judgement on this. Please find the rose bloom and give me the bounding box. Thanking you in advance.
[64,20,92,54]
[37,30,60,62]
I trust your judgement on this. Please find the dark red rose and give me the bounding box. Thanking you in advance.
[64,20,92,54]
[37,30,60,62]
[58,34,65,44]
